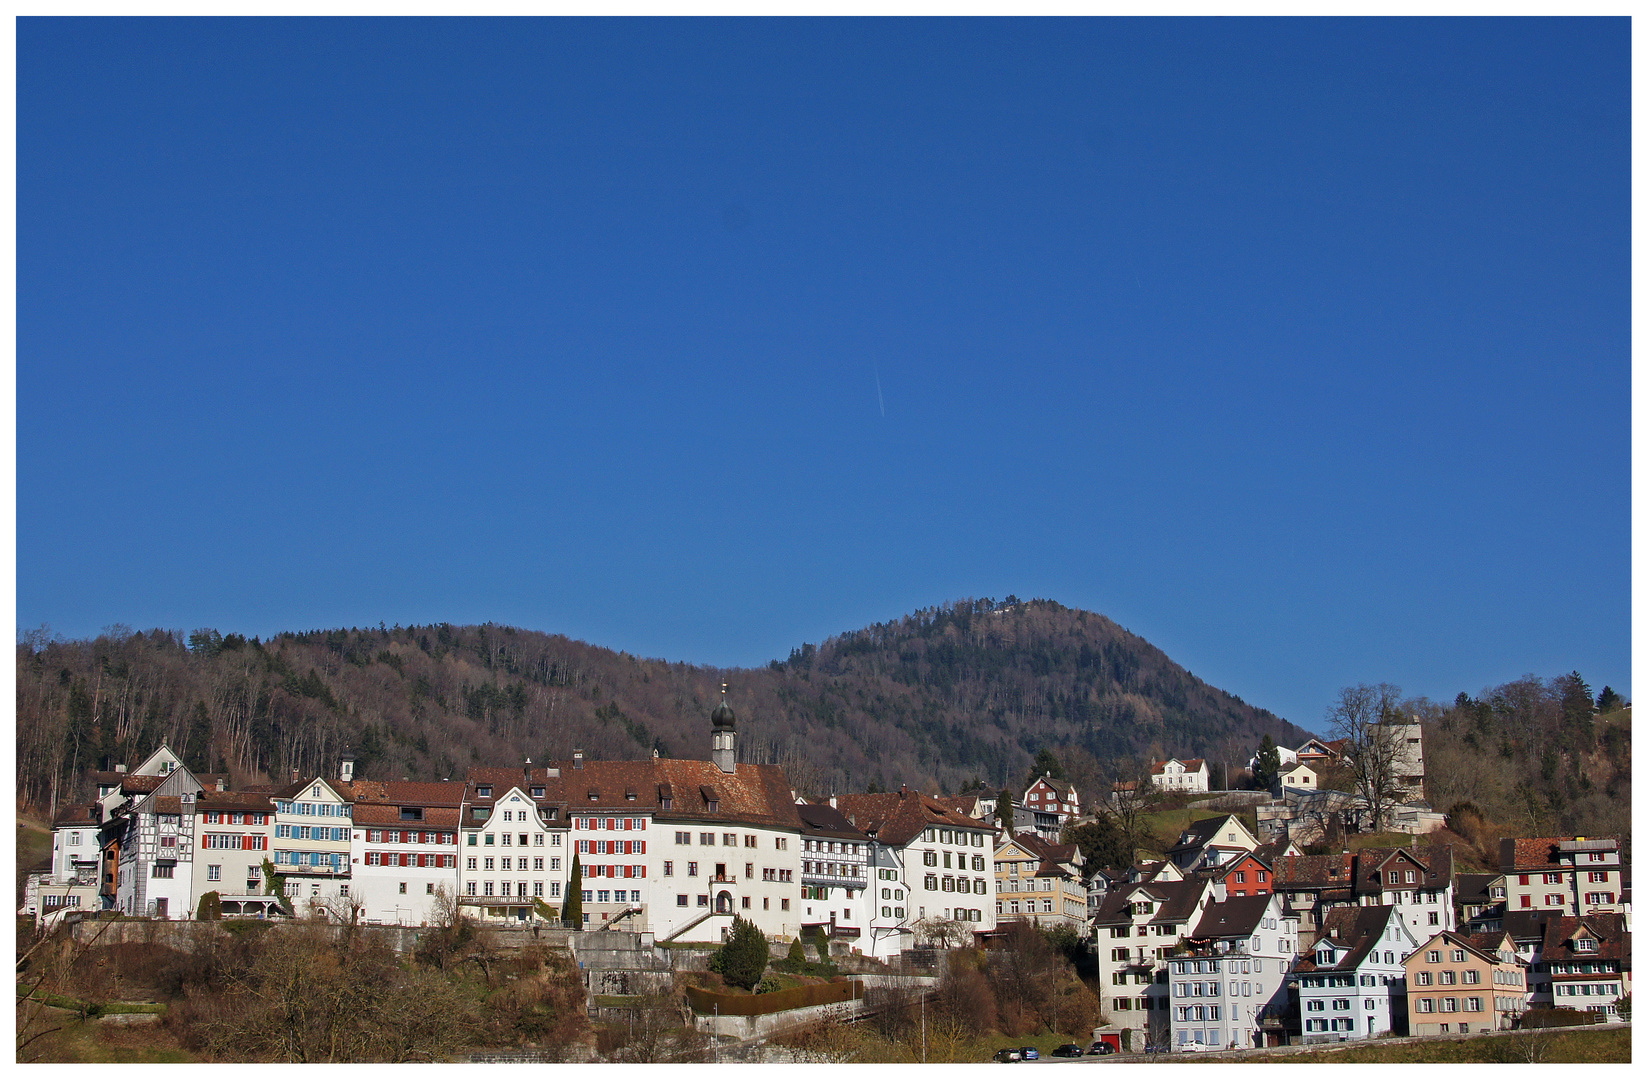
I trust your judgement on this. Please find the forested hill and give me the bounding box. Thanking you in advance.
[16,598,1311,813]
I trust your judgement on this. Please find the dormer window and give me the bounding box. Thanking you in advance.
[477,786,492,798]
[707,800,719,813]
[399,807,423,821]
[626,792,637,801]
[531,787,545,798]
[1574,937,1597,953]
[545,807,558,820]
[661,798,673,809]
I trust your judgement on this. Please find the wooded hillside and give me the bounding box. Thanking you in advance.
[16,598,1311,814]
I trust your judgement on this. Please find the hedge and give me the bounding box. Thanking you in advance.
[686,979,863,1016]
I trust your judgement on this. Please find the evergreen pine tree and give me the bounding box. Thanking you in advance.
[563,853,583,929]
[1253,735,1282,791]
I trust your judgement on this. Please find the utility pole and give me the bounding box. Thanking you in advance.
[712,1004,718,1063]
[921,991,927,1063]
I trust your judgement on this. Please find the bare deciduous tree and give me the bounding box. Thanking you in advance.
[1326,683,1406,831]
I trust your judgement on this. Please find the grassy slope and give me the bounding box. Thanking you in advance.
[17,815,54,907]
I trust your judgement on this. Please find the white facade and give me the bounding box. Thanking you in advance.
[189,798,276,917]
[456,786,564,924]
[1151,759,1210,794]
[651,819,800,941]
[1168,893,1298,1051]
[1295,908,1420,1042]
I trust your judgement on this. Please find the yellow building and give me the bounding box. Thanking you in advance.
[994,832,1087,928]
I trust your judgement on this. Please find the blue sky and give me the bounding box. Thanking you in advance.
[18,17,1630,727]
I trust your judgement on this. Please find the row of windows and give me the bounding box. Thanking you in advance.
[803,861,864,879]
[202,834,268,850]
[273,851,347,869]
[1170,959,1264,975]
[275,801,345,816]
[276,825,348,841]
[465,880,559,897]
[365,852,457,867]
[1175,981,1263,998]
[1176,1005,1221,1021]
[1413,997,1486,1013]
[1005,899,1059,914]
[366,830,455,844]
[580,840,644,854]
[804,840,861,855]
[202,812,268,825]
[1303,1018,1355,1032]
[923,850,984,869]
[1555,983,1621,997]
[1542,961,1614,975]
[921,828,985,847]
[1414,969,1482,986]
[579,817,649,831]
[922,875,987,894]
[467,833,557,847]
[675,894,793,911]
[469,856,560,872]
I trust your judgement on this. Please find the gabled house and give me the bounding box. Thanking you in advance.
[838,787,997,958]
[1166,814,1260,872]
[1499,835,1625,916]
[1530,914,1630,1017]
[1092,875,1216,1050]
[1457,873,1508,932]
[993,832,1087,929]
[1273,844,1455,950]
[268,775,355,912]
[1167,891,1298,1051]
[1292,905,1419,1042]
[190,790,279,919]
[1404,930,1526,1036]
[795,799,875,943]
[1150,758,1210,794]
[1023,773,1080,822]
[351,776,469,925]
[112,763,207,919]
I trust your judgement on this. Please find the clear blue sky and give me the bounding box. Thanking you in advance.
[18,17,1630,728]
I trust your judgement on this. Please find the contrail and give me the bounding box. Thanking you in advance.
[873,362,885,417]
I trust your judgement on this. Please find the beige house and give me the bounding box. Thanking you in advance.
[1499,835,1624,916]
[1404,930,1527,1036]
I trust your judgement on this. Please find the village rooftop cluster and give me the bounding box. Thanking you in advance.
[23,698,1631,1051]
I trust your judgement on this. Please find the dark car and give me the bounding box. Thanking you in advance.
[1019,1047,1041,1061]
[993,1048,1022,1063]
[1087,1042,1117,1056]
[1052,1044,1085,1058]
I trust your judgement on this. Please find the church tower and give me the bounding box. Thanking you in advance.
[711,684,737,774]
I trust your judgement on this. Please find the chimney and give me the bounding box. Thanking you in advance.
[1213,881,1227,902]
[114,764,126,774]
[290,768,299,784]
[573,749,584,770]
[216,778,226,792]
[524,756,532,785]
[829,794,837,809]
[652,748,659,759]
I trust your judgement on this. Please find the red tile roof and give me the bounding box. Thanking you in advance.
[834,790,994,847]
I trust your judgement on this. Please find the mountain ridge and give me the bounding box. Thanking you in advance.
[16,597,1312,812]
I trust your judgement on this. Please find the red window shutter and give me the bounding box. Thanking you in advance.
[638,819,646,830]
[607,819,616,831]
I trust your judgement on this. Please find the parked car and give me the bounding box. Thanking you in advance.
[1052,1044,1085,1058]
[1019,1047,1041,1061]
[1087,1042,1117,1056]
[1177,1042,1208,1053]
[992,1048,1023,1063]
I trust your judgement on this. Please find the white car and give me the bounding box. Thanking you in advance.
[1177,1042,1208,1053]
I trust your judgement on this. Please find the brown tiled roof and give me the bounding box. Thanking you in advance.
[351,803,462,828]
[933,794,982,816]
[1540,914,1630,967]
[195,791,276,813]
[115,775,165,794]
[151,796,183,814]
[52,804,102,829]
[1150,757,1206,775]
[349,779,468,806]
[796,802,871,841]
[1294,905,1397,973]
[1149,879,1209,926]
[1498,835,1622,873]
[834,789,994,847]
[1168,814,1248,854]
[468,758,806,831]
[1189,893,1272,939]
